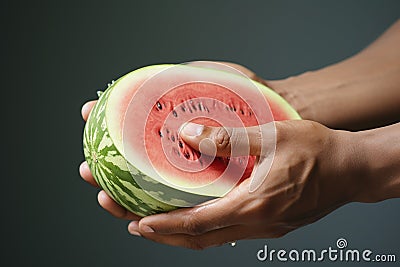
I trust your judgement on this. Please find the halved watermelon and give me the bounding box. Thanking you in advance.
[83,63,300,216]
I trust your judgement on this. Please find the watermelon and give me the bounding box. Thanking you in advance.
[83,63,300,216]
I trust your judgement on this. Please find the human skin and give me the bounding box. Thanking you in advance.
[79,20,400,249]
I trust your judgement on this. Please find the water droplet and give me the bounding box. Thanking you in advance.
[230,242,236,247]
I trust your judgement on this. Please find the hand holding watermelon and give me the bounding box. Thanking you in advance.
[80,18,400,249]
[81,99,399,249]
[125,120,369,249]
[80,95,357,247]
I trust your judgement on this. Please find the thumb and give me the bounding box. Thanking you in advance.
[179,122,275,157]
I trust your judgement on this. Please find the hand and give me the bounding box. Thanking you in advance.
[127,120,361,249]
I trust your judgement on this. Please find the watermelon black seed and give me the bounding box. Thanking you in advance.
[190,100,197,111]
[178,141,183,148]
[184,152,190,159]
[158,130,163,137]
[172,110,178,117]
[181,106,186,112]
[172,147,180,157]
[166,129,170,134]
[240,109,244,115]
[198,103,202,111]
[156,102,162,110]
[171,135,175,142]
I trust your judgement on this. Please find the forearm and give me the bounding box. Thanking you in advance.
[354,122,400,202]
[340,122,400,203]
[269,19,400,130]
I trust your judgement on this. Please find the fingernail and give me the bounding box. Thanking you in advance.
[79,161,87,173]
[181,123,204,137]
[98,190,108,202]
[130,230,141,237]
[128,221,141,236]
[141,224,155,233]
[81,102,91,118]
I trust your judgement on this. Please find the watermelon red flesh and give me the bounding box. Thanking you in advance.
[138,84,294,191]
[145,82,258,187]
[110,64,300,197]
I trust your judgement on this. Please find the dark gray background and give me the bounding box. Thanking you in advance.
[3,1,399,266]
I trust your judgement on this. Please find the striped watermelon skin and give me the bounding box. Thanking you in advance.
[83,82,176,216]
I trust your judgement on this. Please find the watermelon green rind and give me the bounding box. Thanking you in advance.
[84,73,214,216]
[84,81,178,216]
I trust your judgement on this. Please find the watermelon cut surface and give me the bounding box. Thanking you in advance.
[83,63,300,216]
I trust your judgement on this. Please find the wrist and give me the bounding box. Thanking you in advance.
[353,124,400,203]
[326,128,366,204]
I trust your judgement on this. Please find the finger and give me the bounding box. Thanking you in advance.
[137,189,243,235]
[217,61,261,81]
[129,221,244,250]
[191,61,257,80]
[97,190,141,221]
[81,100,97,121]
[128,221,284,250]
[79,161,100,188]
[216,62,268,85]
[180,122,275,157]
[197,61,268,86]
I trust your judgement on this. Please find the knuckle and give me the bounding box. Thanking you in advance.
[184,237,207,250]
[213,127,231,153]
[265,228,289,239]
[182,210,205,235]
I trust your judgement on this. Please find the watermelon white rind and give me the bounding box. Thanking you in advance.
[83,64,301,216]
[83,70,214,216]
